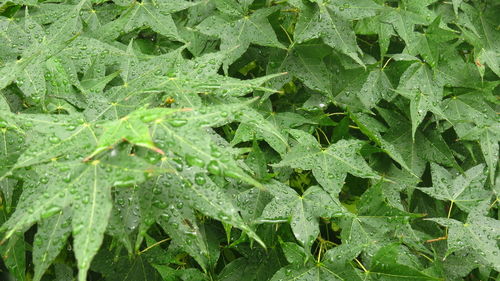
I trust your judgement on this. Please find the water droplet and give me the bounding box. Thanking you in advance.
[49,135,61,144]
[207,160,222,176]
[194,173,206,185]
[186,154,205,167]
[41,206,61,218]
[168,119,187,127]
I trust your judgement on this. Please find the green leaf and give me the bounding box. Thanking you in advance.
[267,43,333,94]
[94,0,195,42]
[457,3,500,77]
[293,2,364,65]
[369,243,443,280]
[218,247,285,281]
[428,204,500,271]
[0,233,26,281]
[232,101,310,155]
[340,183,422,248]
[262,182,343,247]
[198,6,284,71]
[85,107,178,159]
[91,246,163,281]
[444,94,500,185]
[269,263,343,281]
[378,7,427,54]
[378,108,460,176]
[275,129,381,196]
[1,156,151,281]
[417,164,490,212]
[33,210,72,281]
[269,243,365,281]
[395,63,446,140]
[0,1,85,94]
[349,111,412,174]
[0,0,499,279]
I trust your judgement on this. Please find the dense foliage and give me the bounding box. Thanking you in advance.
[0,0,499,280]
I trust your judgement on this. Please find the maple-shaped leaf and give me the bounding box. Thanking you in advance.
[86,49,283,116]
[395,62,447,140]
[459,124,499,186]
[106,186,141,253]
[368,243,443,280]
[32,210,72,281]
[355,12,395,58]
[266,42,333,94]
[94,0,196,42]
[232,100,312,155]
[61,36,131,78]
[0,2,85,98]
[439,248,487,280]
[137,177,212,270]
[427,203,500,272]
[1,0,499,278]
[376,3,454,68]
[349,111,412,174]
[0,116,25,179]
[85,107,182,159]
[378,6,428,54]
[442,92,499,185]
[0,112,98,171]
[84,101,267,188]
[333,67,394,110]
[236,185,273,227]
[231,106,291,156]
[292,1,368,65]
[377,164,420,212]
[154,187,226,271]
[377,107,459,177]
[417,164,490,213]
[0,232,26,281]
[269,262,345,281]
[269,243,365,281]
[435,50,491,90]
[275,129,381,196]
[322,0,382,20]
[442,92,497,127]
[261,182,343,248]
[150,103,268,188]
[90,244,163,281]
[217,247,285,281]
[1,154,153,281]
[44,55,85,108]
[339,183,423,251]
[456,2,500,77]
[197,6,285,72]
[134,155,264,270]
[409,17,458,68]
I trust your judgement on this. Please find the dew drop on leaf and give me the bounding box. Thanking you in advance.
[207,160,222,176]
[168,119,188,127]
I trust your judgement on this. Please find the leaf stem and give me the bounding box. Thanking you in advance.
[382,57,393,69]
[138,237,171,255]
[445,201,454,237]
[354,258,369,273]
[426,236,447,243]
[280,24,294,45]
[327,112,346,116]
[416,251,434,262]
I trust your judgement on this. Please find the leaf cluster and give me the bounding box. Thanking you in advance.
[0,0,498,280]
